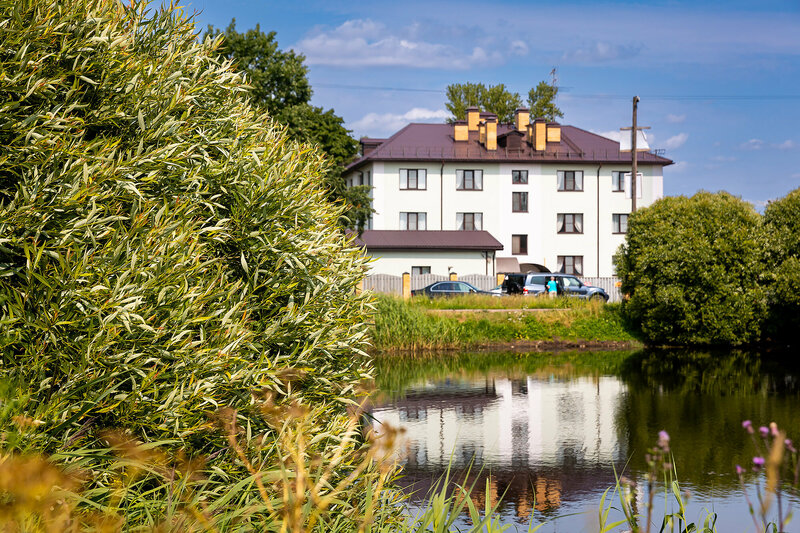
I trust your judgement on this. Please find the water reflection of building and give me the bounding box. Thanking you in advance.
[372,375,627,514]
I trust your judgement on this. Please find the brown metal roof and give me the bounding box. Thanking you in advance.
[353,230,503,251]
[346,123,673,171]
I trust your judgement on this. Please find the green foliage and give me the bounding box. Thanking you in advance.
[445,80,563,123]
[527,81,563,122]
[203,21,370,231]
[614,192,766,345]
[0,0,372,524]
[445,82,523,123]
[762,188,800,341]
[372,296,637,351]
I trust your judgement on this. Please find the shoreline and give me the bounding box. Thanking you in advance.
[377,338,642,355]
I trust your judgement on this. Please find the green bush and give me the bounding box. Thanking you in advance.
[0,0,371,525]
[614,192,766,345]
[763,188,800,341]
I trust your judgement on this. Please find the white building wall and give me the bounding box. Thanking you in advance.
[367,250,492,277]
[354,160,665,277]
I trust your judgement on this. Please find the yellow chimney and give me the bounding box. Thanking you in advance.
[467,106,480,131]
[486,117,497,150]
[479,121,486,144]
[534,119,546,151]
[514,108,530,132]
[454,121,468,141]
[547,122,561,143]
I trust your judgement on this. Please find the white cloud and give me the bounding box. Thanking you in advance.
[792,173,800,179]
[510,39,529,56]
[670,161,689,173]
[711,155,737,162]
[777,140,797,150]
[352,107,449,135]
[663,133,689,150]
[295,19,503,69]
[740,138,765,150]
[666,114,686,124]
[561,41,643,63]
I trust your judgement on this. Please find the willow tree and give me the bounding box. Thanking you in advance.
[0,0,373,524]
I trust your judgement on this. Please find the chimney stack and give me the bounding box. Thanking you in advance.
[514,108,530,132]
[547,122,561,143]
[454,120,468,141]
[467,107,480,131]
[485,116,497,150]
[533,118,547,151]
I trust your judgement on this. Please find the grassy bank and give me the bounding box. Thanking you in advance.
[371,295,640,351]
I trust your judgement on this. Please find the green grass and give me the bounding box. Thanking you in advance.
[371,295,640,351]
[406,293,599,310]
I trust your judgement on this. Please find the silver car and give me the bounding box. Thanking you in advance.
[503,273,609,301]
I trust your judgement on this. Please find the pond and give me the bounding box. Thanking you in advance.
[371,349,800,532]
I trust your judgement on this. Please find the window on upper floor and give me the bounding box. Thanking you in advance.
[411,266,431,275]
[400,169,427,190]
[557,170,583,191]
[512,234,528,255]
[557,213,583,234]
[612,171,642,197]
[457,212,483,231]
[456,169,483,190]
[558,255,583,275]
[512,192,528,212]
[612,213,629,234]
[512,170,528,184]
[400,212,426,230]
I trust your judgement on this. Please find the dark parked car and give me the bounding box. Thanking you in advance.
[412,281,491,297]
[502,272,609,301]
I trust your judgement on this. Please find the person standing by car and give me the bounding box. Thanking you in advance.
[546,276,558,298]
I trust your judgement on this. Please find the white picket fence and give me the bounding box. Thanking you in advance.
[363,274,622,302]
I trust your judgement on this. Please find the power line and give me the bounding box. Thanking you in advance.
[315,83,442,93]
[313,82,800,101]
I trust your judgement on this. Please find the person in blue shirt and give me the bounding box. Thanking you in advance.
[546,276,558,298]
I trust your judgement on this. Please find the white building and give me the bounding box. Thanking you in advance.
[346,107,672,277]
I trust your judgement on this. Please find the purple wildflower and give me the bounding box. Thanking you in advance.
[736,464,744,475]
[658,430,670,446]
[786,439,796,453]
[742,420,754,434]
[759,426,769,438]
[753,456,765,467]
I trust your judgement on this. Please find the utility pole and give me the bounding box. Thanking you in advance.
[620,96,650,213]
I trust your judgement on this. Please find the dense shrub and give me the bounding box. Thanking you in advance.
[0,0,371,524]
[614,192,765,345]
[763,188,800,341]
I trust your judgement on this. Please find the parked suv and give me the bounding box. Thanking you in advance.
[502,273,609,301]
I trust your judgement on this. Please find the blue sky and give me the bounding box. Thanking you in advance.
[183,0,800,207]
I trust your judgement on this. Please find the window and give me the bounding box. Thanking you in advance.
[400,212,426,230]
[557,170,584,191]
[612,214,629,233]
[411,266,431,275]
[557,255,583,275]
[456,169,483,190]
[512,192,528,212]
[512,234,528,255]
[456,212,483,230]
[400,169,427,190]
[557,213,583,234]
[612,171,642,197]
[512,170,528,184]
[612,171,625,192]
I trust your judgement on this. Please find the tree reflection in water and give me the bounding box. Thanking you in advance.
[372,348,800,531]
